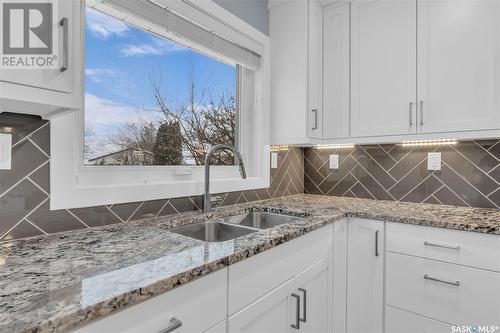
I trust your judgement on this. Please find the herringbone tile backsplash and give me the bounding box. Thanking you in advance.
[304,141,500,209]
[0,113,304,242]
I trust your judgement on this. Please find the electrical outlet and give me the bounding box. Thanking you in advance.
[329,154,339,169]
[0,133,12,170]
[271,152,278,169]
[427,152,441,171]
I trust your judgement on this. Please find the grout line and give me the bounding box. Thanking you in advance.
[449,144,500,187]
[378,144,398,163]
[155,199,171,218]
[126,202,144,222]
[11,122,49,149]
[487,164,500,176]
[386,146,439,192]
[27,138,49,158]
[349,173,377,200]
[472,140,500,163]
[66,209,92,229]
[358,145,398,182]
[0,197,49,239]
[106,206,125,223]
[398,171,436,202]
[24,218,49,235]
[442,161,493,207]
[350,159,396,201]
[386,146,415,173]
[26,177,49,196]
[0,160,49,199]
[420,182,445,204]
[431,195,444,205]
[438,181,470,207]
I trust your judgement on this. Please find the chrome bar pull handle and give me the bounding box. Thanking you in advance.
[409,102,413,126]
[312,109,318,130]
[424,274,460,287]
[158,317,182,333]
[375,230,379,257]
[419,100,424,126]
[291,293,301,329]
[60,18,69,72]
[298,288,307,323]
[424,241,461,251]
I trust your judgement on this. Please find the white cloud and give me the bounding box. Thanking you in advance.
[85,68,120,83]
[85,93,158,126]
[86,7,129,39]
[121,37,187,57]
[84,93,161,159]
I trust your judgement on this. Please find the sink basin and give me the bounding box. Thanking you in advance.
[225,212,299,229]
[171,221,256,242]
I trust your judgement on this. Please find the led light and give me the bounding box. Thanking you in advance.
[315,144,355,150]
[270,144,290,152]
[399,139,458,147]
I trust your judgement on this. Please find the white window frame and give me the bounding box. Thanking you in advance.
[50,0,270,209]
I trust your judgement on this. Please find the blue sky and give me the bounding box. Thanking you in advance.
[84,8,236,159]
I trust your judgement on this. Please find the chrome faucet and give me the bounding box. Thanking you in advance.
[203,144,247,213]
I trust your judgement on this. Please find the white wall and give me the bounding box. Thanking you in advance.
[213,0,269,35]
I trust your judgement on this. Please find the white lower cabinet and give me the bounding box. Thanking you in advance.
[346,218,385,333]
[385,306,452,333]
[204,321,227,333]
[228,255,333,333]
[228,279,295,333]
[73,268,227,333]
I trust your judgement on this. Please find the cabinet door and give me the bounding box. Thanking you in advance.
[333,219,348,333]
[346,218,384,333]
[0,0,81,93]
[204,321,227,333]
[308,0,323,139]
[386,306,453,333]
[228,279,294,333]
[350,0,416,137]
[417,0,500,133]
[295,255,333,333]
[323,3,350,139]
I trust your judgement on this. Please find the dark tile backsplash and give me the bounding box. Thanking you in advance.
[0,113,304,242]
[3,112,500,242]
[304,141,500,209]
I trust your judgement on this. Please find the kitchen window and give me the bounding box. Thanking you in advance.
[84,7,238,166]
[50,0,270,209]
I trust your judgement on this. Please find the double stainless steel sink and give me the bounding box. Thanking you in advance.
[171,212,299,242]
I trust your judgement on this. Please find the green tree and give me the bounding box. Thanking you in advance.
[153,121,183,165]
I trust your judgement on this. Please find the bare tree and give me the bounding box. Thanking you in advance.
[109,118,157,165]
[152,75,236,165]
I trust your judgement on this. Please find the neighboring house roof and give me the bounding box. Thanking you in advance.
[88,147,154,162]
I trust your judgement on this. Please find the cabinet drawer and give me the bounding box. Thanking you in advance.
[228,224,333,315]
[386,222,500,272]
[386,305,452,333]
[386,252,500,326]
[73,268,227,333]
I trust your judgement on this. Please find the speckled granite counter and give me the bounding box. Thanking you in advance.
[2,194,500,333]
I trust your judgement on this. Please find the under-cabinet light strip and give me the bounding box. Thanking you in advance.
[270,145,290,152]
[399,139,458,147]
[315,144,355,150]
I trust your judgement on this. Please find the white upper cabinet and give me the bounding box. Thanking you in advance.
[323,3,350,140]
[417,0,500,134]
[270,0,323,144]
[350,0,417,138]
[308,0,324,139]
[0,0,83,118]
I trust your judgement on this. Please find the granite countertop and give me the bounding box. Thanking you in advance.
[2,194,500,333]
